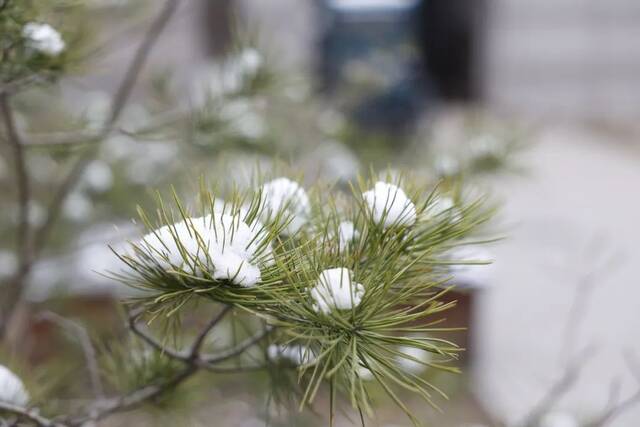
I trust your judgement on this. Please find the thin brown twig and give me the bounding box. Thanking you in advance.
[106,0,179,127]
[0,93,32,338]
[127,308,188,361]
[38,311,104,399]
[0,94,30,268]
[203,325,273,364]
[189,305,233,358]
[127,305,271,366]
[22,108,186,148]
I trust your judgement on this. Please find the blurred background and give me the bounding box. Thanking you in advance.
[2,0,640,426]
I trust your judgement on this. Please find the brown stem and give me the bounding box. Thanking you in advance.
[0,93,32,338]
[127,308,188,361]
[189,305,233,358]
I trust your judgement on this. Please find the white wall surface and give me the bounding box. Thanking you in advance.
[474,125,640,425]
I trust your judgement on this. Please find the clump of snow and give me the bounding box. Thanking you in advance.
[310,268,365,314]
[0,365,29,406]
[261,177,310,235]
[395,345,431,374]
[22,22,65,56]
[267,344,316,365]
[362,182,416,229]
[138,212,272,287]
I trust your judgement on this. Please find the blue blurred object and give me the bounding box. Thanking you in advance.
[318,0,431,133]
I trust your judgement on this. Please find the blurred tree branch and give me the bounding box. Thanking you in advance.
[588,352,640,427]
[0,402,61,427]
[0,93,33,338]
[0,0,181,341]
[37,311,104,399]
[0,302,273,426]
[60,305,271,426]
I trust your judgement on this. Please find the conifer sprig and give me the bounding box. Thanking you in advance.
[107,171,496,425]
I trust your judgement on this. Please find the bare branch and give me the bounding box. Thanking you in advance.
[22,108,185,148]
[38,311,104,399]
[23,129,103,147]
[205,364,270,374]
[68,306,267,425]
[68,364,196,427]
[0,93,32,337]
[203,325,273,365]
[31,0,181,260]
[0,402,61,427]
[0,0,181,342]
[105,0,180,127]
[127,308,188,361]
[589,352,640,426]
[0,94,30,268]
[0,74,48,96]
[189,305,233,358]
[561,243,619,364]
[520,346,596,426]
